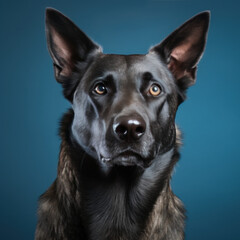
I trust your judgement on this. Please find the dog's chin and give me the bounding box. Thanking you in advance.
[101,151,153,169]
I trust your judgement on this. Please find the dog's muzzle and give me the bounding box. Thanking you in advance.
[99,113,153,168]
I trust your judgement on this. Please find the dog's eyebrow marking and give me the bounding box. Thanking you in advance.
[105,74,114,81]
[142,72,153,81]
[93,72,117,81]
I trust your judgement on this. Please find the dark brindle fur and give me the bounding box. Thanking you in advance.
[35,8,209,240]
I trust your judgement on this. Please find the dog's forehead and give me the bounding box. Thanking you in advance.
[90,54,173,83]
[126,53,173,84]
[83,53,175,93]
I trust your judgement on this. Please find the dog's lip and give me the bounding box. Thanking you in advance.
[101,150,141,161]
[100,150,153,167]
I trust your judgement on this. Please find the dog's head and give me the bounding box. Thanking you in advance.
[45,9,209,169]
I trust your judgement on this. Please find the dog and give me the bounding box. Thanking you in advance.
[35,8,209,240]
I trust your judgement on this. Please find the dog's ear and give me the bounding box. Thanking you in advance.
[150,11,210,93]
[45,8,102,101]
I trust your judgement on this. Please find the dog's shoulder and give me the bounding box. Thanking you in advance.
[141,184,185,240]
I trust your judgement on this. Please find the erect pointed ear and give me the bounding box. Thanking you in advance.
[45,8,102,101]
[150,11,210,92]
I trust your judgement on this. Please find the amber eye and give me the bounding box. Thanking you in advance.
[149,84,161,96]
[94,83,107,95]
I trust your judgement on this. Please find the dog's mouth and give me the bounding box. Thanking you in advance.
[100,150,153,168]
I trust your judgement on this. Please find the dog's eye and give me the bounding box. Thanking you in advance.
[149,84,161,96]
[94,83,107,95]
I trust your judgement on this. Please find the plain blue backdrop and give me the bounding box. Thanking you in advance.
[1,0,240,239]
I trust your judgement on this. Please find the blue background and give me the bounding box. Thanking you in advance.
[1,0,239,239]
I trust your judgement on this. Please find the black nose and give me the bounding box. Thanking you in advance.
[113,115,146,141]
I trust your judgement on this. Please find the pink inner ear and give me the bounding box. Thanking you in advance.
[169,41,193,80]
[171,26,204,64]
[171,41,192,63]
[168,56,186,80]
[52,29,72,76]
[168,26,204,80]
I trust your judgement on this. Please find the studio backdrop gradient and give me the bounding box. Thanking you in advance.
[0,0,240,239]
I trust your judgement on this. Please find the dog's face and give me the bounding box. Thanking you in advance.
[45,9,209,169]
[71,53,178,168]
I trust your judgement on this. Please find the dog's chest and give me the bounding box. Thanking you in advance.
[81,175,147,240]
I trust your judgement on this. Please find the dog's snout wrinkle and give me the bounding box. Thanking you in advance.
[113,114,146,141]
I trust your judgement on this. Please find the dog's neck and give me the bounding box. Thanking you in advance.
[57,110,181,240]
